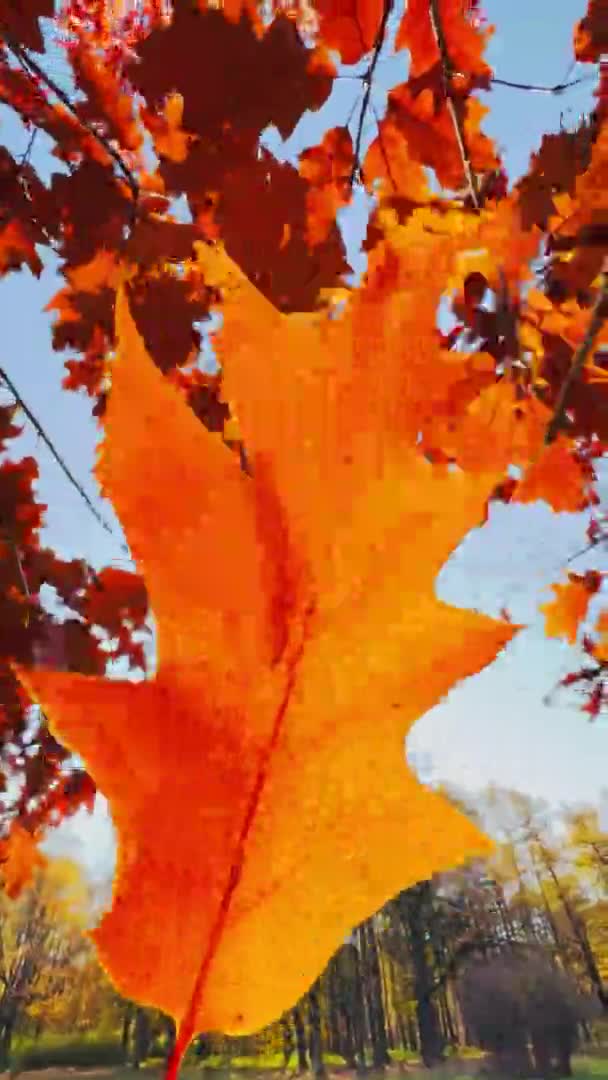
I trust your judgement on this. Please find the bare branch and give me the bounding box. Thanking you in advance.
[491,74,594,95]
[369,100,399,193]
[0,364,129,555]
[17,126,37,168]
[0,529,32,621]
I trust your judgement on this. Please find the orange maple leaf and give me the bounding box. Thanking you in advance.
[0,824,46,900]
[72,36,143,154]
[540,572,603,645]
[514,438,593,514]
[14,254,519,1059]
[591,609,608,663]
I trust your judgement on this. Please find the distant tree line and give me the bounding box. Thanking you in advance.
[2,787,607,1079]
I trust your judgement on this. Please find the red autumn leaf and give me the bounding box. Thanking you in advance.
[188,146,349,312]
[386,88,498,192]
[128,8,332,144]
[396,0,493,92]
[299,126,354,247]
[0,219,43,278]
[0,0,54,52]
[312,0,385,65]
[78,566,149,638]
[0,824,46,900]
[574,0,608,62]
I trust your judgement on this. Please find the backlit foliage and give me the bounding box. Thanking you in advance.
[0,0,607,1074]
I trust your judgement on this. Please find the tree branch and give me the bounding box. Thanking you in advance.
[0,529,32,623]
[350,0,394,186]
[428,0,480,209]
[491,74,594,95]
[1,34,140,213]
[0,364,129,555]
[545,267,608,445]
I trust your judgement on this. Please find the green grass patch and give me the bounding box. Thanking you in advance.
[11,1032,126,1072]
[388,1049,420,1063]
[196,1052,346,1073]
[229,1056,287,1070]
[9,1045,608,1080]
[572,1056,608,1079]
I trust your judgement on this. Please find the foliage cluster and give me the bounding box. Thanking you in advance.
[0,0,607,1073]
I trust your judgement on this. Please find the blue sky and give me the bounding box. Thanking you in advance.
[1,0,605,883]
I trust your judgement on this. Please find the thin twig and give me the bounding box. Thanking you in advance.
[491,74,593,95]
[0,364,129,555]
[545,268,608,445]
[428,0,480,210]
[565,540,601,566]
[18,126,37,167]
[370,100,399,193]
[2,34,139,211]
[0,95,58,248]
[350,0,394,186]
[0,527,32,625]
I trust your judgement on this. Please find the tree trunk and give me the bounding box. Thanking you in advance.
[332,950,357,1069]
[406,1013,418,1053]
[377,947,394,1051]
[292,1007,309,1073]
[164,1017,177,1061]
[396,883,444,1068]
[0,1019,14,1073]
[491,1038,534,1079]
[358,922,390,1069]
[439,986,458,1047]
[281,1017,295,1071]
[325,960,343,1056]
[352,947,368,1073]
[132,1008,151,1070]
[531,1030,553,1080]
[121,1004,133,1064]
[308,982,326,1079]
[0,996,18,1074]
[554,870,608,1010]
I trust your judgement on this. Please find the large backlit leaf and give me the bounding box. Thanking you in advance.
[15,256,518,1051]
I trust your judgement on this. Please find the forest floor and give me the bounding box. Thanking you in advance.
[5,1056,608,1080]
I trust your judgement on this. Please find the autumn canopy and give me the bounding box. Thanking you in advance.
[0,0,607,1074]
